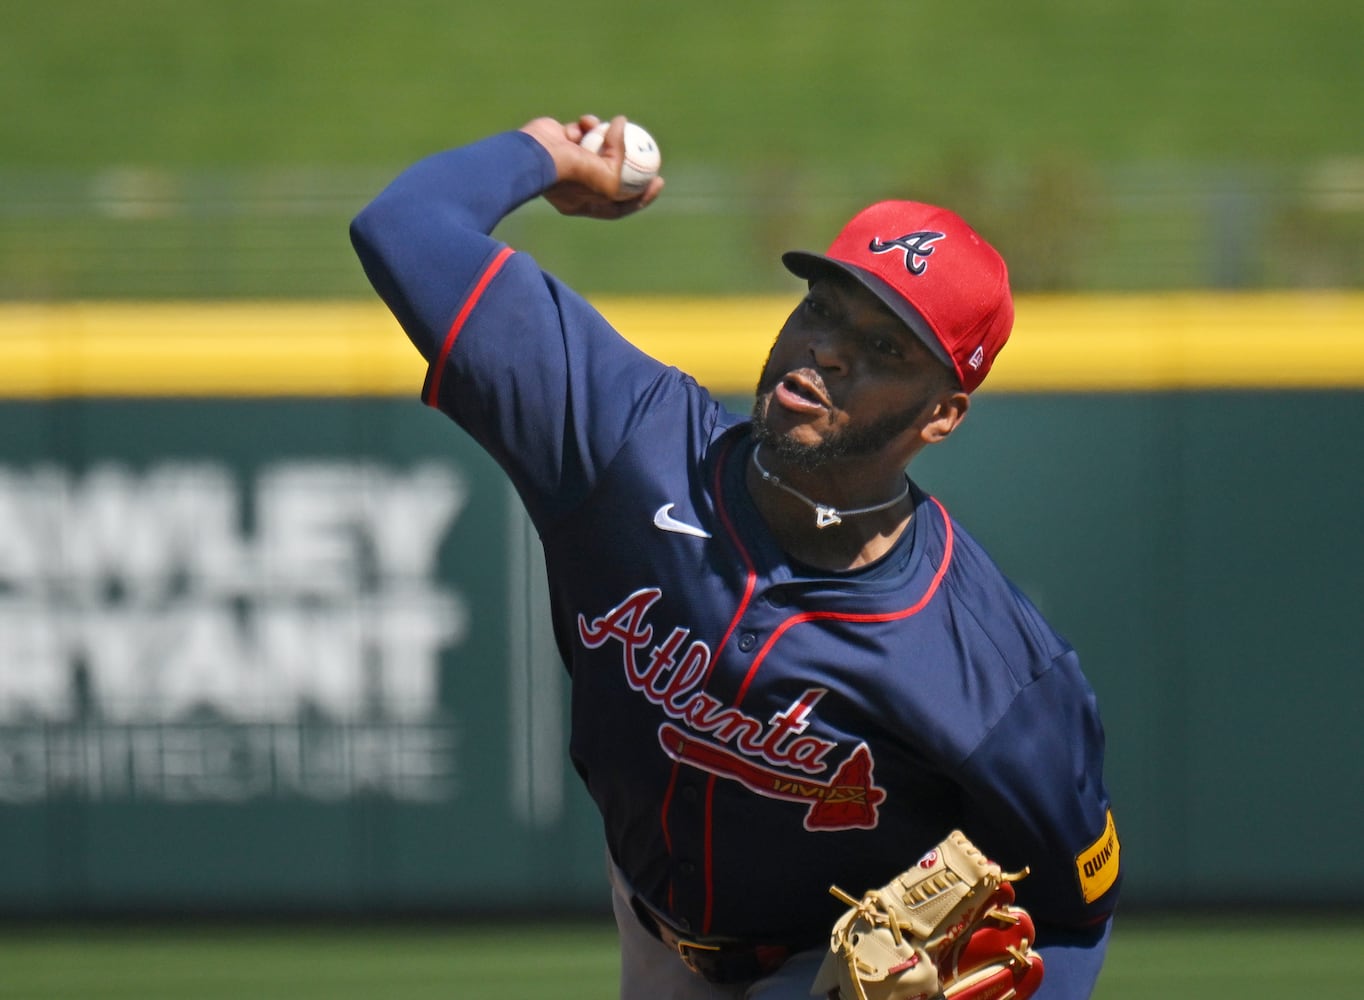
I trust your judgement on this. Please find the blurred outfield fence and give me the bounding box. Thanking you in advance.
[2,158,1362,299]
[2,295,1363,917]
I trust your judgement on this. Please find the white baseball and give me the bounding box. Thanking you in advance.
[579,120,661,195]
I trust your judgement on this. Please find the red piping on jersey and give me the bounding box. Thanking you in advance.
[705,437,760,675]
[699,439,761,932]
[658,436,758,929]
[734,496,955,704]
[697,472,955,934]
[423,245,515,408]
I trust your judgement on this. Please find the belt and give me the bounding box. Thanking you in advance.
[630,896,802,984]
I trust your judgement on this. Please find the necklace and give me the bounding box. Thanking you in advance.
[750,446,910,530]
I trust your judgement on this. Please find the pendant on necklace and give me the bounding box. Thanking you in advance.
[814,506,842,529]
[750,446,908,532]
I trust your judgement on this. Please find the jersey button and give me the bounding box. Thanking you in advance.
[737,632,757,652]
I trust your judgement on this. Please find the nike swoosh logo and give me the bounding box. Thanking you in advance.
[653,503,712,539]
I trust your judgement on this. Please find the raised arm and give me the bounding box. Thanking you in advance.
[349,116,675,526]
[349,115,664,360]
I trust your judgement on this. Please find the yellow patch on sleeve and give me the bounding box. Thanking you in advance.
[1075,810,1120,904]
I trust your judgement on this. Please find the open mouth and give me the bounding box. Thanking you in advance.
[773,371,831,413]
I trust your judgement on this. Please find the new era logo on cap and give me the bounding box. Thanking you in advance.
[782,201,1014,392]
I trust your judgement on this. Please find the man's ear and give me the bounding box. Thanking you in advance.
[922,390,970,444]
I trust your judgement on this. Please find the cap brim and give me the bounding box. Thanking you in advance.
[782,250,956,374]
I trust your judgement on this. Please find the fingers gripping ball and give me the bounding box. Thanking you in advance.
[812,830,1045,1000]
[579,120,661,195]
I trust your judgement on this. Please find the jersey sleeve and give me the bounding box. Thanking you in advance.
[350,130,556,359]
[350,130,679,526]
[956,647,1121,997]
[957,647,1123,929]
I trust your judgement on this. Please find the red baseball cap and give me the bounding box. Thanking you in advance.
[782,200,1014,392]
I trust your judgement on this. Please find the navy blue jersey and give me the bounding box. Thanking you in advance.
[352,130,1121,983]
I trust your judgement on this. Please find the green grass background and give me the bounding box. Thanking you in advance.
[3,1,1362,297]
[5,0,1361,168]
[3,917,1363,999]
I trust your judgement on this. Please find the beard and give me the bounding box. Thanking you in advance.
[749,389,929,473]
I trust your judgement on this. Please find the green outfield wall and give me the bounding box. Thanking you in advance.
[1,296,1362,915]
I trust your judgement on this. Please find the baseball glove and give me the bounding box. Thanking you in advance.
[811,830,1044,1000]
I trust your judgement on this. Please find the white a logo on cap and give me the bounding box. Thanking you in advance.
[968,346,986,370]
[868,231,946,275]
